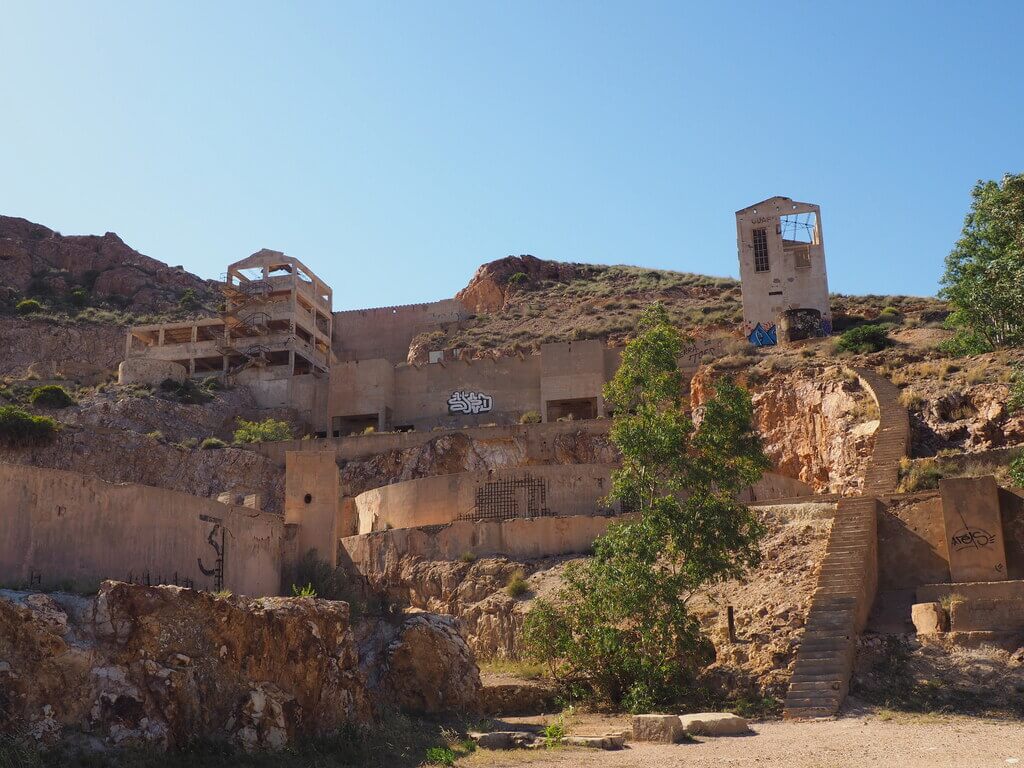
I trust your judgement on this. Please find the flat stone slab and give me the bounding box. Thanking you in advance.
[632,713,683,743]
[565,733,626,750]
[678,712,750,736]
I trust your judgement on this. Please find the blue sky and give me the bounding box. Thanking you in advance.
[2,2,1022,309]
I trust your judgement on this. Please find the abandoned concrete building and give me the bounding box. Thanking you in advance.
[736,196,832,346]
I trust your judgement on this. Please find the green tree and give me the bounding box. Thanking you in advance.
[1010,367,1024,486]
[178,288,201,311]
[521,303,769,710]
[940,173,1024,352]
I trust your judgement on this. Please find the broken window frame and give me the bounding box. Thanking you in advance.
[752,228,770,273]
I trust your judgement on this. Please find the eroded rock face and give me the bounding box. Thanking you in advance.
[693,366,876,494]
[341,430,617,496]
[913,383,1024,454]
[370,614,482,715]
[455,255,579,313]
[0,582,371,750]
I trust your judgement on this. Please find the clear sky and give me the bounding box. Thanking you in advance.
[2,2,1022,309]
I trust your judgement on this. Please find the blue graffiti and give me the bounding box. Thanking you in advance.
[821,318,833,336]
[748,323,778,347]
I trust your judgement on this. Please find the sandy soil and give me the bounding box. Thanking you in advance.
[462,712,1024,768]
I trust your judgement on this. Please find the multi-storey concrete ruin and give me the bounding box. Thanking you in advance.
[736,196,832,346]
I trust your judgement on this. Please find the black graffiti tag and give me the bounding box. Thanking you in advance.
[950,527,995,552]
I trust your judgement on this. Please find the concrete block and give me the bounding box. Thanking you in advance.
[564,734,626,749]
[678,712,750,736]
[911,602,948,635]
[950,597,1024,633]
[632,714,684,743]
[939,476,1007,582]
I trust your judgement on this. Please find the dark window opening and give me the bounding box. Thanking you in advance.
[545,397,597,422]
[753,228,770,273]
[331,414,379,437]
[303,493,312,504]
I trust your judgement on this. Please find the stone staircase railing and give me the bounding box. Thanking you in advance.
[782,366,906,719]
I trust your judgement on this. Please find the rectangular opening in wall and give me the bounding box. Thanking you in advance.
[545,397,597,422]
[752,228,770,272]
[332,414,379,437]
[780,211,819,245]
[193,356,223,373]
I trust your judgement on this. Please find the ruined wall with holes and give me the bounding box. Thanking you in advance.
[0,463,283,595]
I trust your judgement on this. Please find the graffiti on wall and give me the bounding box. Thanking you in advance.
[447,390,493,415]
[197,513,225,591]
[748,323,777,347]
[681,338,724,366]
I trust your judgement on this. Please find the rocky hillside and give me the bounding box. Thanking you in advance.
[0,215,216,313]
[428,254,948,360]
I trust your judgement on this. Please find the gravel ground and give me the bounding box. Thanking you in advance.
[462,714,1024,768]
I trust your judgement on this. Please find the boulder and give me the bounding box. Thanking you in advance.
[678,712,750,736]
[911,602,948,635]
[632,713,684,743]
[374,613,482,714]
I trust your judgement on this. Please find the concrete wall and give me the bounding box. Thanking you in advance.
[332,299,470,364]
[354,463,813,533]
[117,358,186,387]
[0,463,282,596]
[878,487,1024,591]
[736,197,831,343]
[340,514,616,569]
[354,464,619,533]
[284,451,341,567]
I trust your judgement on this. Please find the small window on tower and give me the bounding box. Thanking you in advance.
[752,228,770,272]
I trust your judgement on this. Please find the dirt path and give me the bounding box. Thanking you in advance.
[461,714,1024,768]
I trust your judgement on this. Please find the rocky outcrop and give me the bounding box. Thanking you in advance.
[361,614,481,715]
[693,365,877,494]
[912,382,1024,455]
[341,430,617,496]
[0,583,371,750]
[455,255,579,313]
[0,216,215,312]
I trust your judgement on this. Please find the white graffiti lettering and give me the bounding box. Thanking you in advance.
[447,390,493,415]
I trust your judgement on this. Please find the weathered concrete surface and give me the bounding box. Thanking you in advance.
[949,597,1024,633]
[117,357,187,386]
[0,463,282,595]
[940,476,1007,583]
[678,712,750,736]
[632,714,683,743]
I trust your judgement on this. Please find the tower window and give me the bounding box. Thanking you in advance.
[752,228,770,272]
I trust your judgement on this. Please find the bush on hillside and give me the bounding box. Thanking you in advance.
[519,410,542,424]
[0,405,59,446]
[199,437,226,450]
[835,324,892,354]
[233,417,292,444]
[29,385,76,409]
[15,299,43,315]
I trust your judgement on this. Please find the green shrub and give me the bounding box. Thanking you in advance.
[199,437,226,450]
[0,405,59,445]
[507,272,528,285]
[292,549,367,618]
[15,299,43,315]
[291,582,317,597]
[459,551,477,564]
[1010,455,1024,487]
[898,457,944,492]
[424,746,456,766]
[178,288,201,310]
[835,324,892,353]
[233,417,292,444]
[69,287,89,308]
[543,719,566,747]
[519,410,542,424]
[506,570,529,598]
[160,378,213,404]
[29,385,76,409]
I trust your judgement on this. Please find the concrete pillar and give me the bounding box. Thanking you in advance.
[284,451,341,568]
[940,476,1008,582]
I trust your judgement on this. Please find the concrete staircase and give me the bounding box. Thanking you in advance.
[783,497,879,718]
[783,367,903,719]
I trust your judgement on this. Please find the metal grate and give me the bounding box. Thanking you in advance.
[460,476,553,522]
[752,228,770,272]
